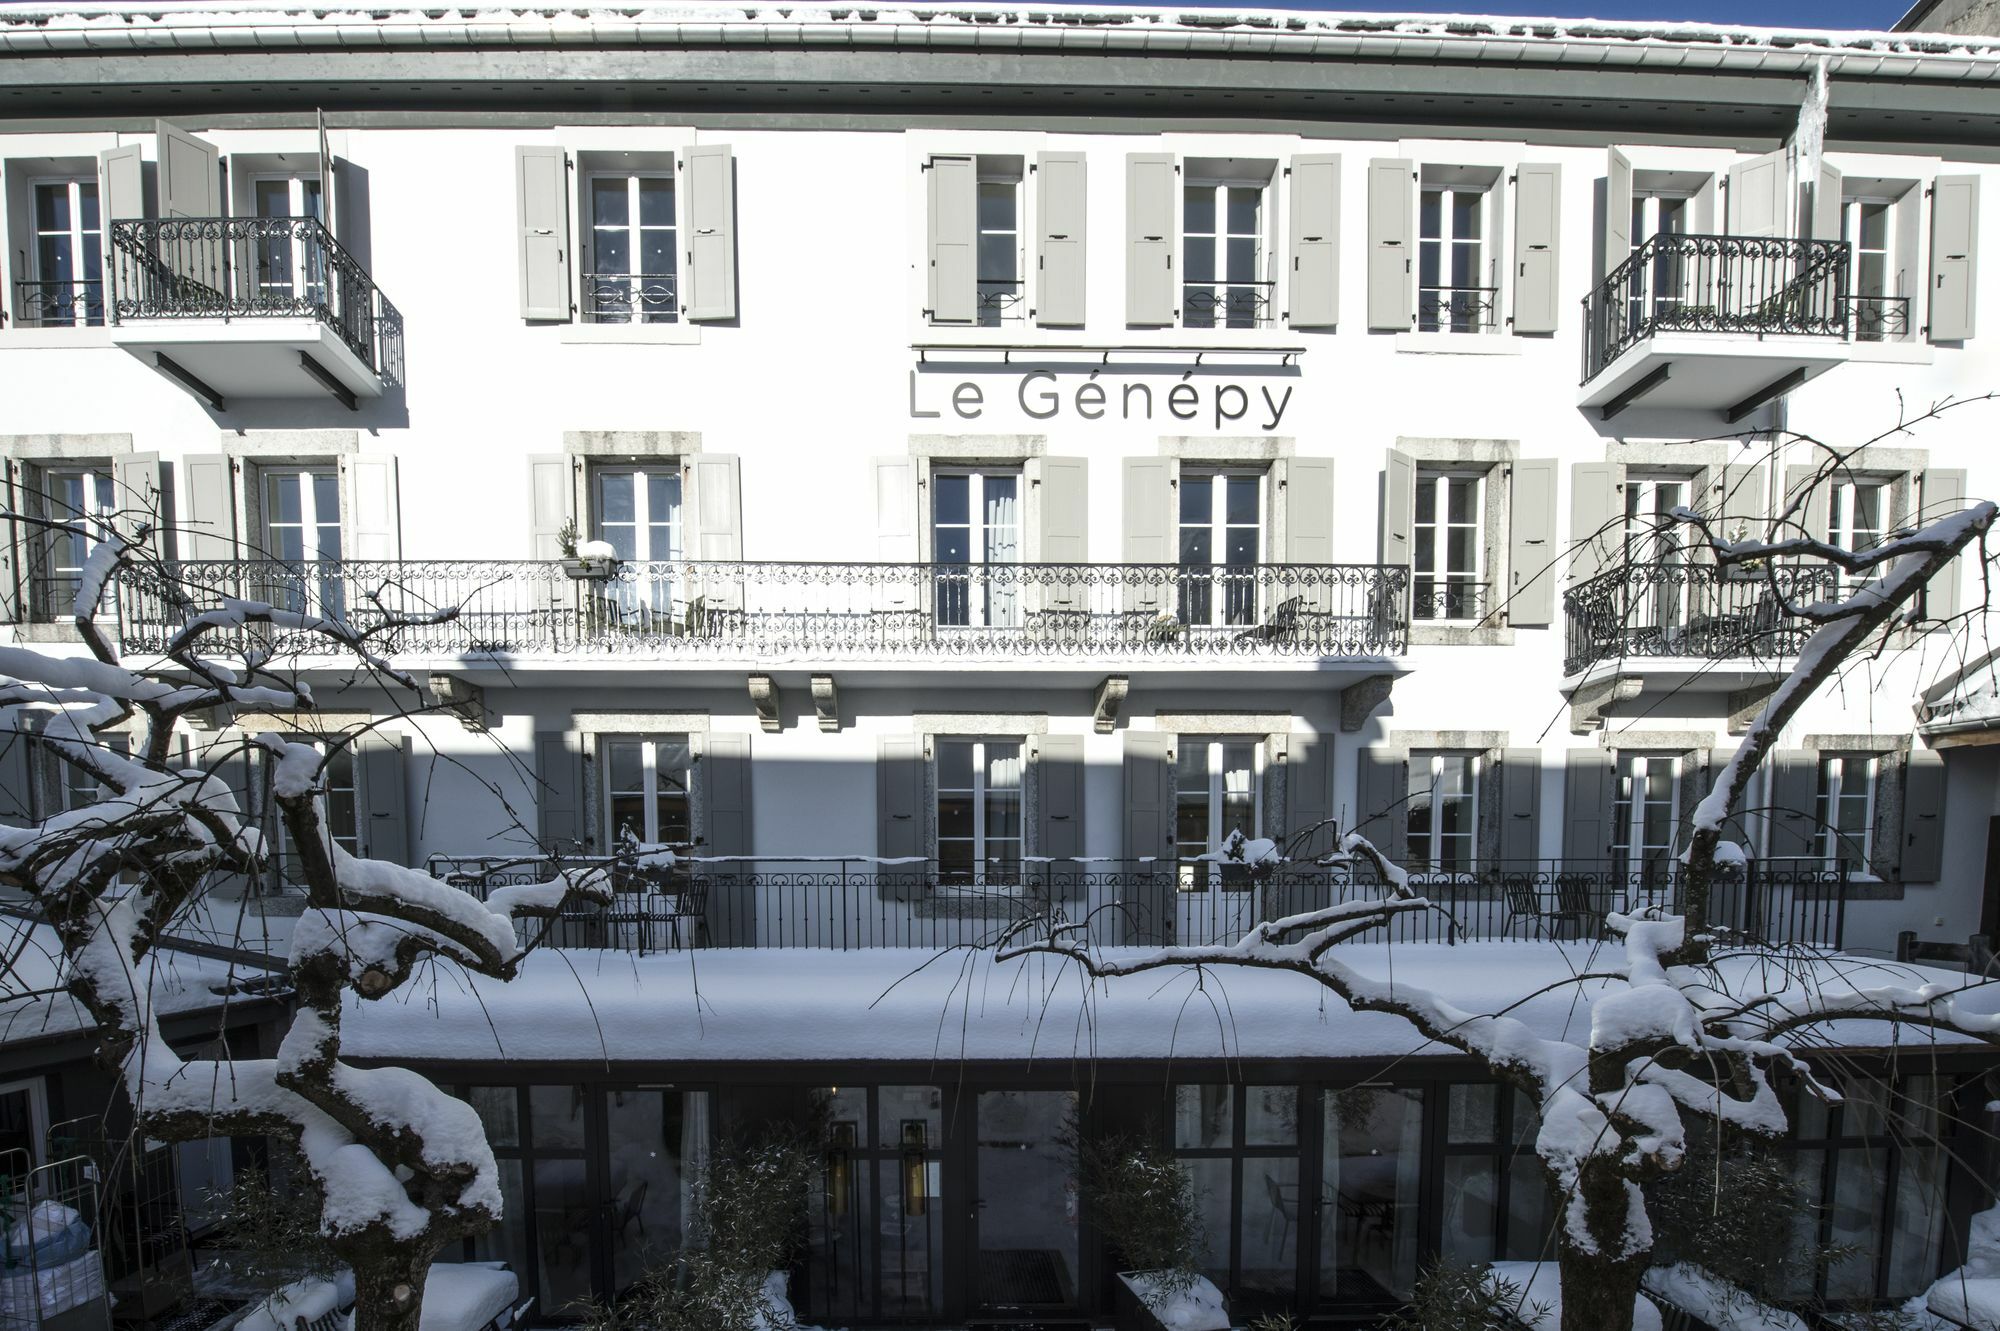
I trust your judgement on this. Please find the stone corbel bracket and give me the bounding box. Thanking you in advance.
[748,674,782,733]
[1569,673,1644,735]
[811,674,839,732]
[1727,681,1781,736]
[426,673,487,732]
[1093,675,1130,734]
[1339,674,1396,732]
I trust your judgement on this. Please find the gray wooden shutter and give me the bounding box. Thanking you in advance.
[1928,175,1979,342]
[98,144,145,294]
[1508,458,1558,628]
[1782,463,1831,544]
[926,154,977,326]
[1286,457,1337,612]
[1813,162,1844,243]
[1511,164,1561,334]
[340,455,400,562]
[703,732,752,857]
[1568,462,1624,583]
[0,461,19,624]
[1122,731,1174,943]
[515,146,572,322]
[873,456,919,612]
[115,452,165,559]
[180,454,237,561]
[1125,153,1178,327]
[692,453,743,611]
[1380,448,1414,567]
[1562,748,1613,865]
[1287,729,1333,857]
[682,144,737,322]
[1038,456,1089,611]
[1720,463,1767,539]
[357,730,409,865]
[156,120,219,218]
[0,730,30,826]
[1498,748,1542,865]
[536,731,587,852]
[1288,153,1341,329]
[1725,150,1788,238]
[1036,151,1087,328]
[1366,158,1414,331]
[1036,735,1086,897]
[1900,749,1946,883]
[1123,457,1173,614]
[1923,468,1968,622]
[877,736,925,900]
[1354,747,1408,855]
[1603,147,1633,280]
[527,454,574,559]
[1767,749,1818,860]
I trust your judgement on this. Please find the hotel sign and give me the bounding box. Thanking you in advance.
[908,369,1295,431]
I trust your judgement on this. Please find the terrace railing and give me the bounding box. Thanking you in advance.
[1563,559,1840,676]
[114,559,1411,659]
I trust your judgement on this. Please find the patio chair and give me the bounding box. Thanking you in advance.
[1235,594,1303,644]
[1501,876,1600,940]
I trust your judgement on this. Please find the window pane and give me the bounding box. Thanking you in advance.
[637,177,675,227]
[1244,1086,1297,1146]
[1502,1157,1553,1261]
[1225,236,1258,283]
[1441,1157,1498,1265]
[1184,235,1216,286]
[933,474,968,526]
[605,1088,705,1294]
[469,1158,528,1275]
[1225,476,1259,525]
[1173,1084,1232,1149]
[1826,1148,1887,1298]
[1325,1087,1426,1301]
[1183,187,1216,236]
[1186,1156,1232,1291]
[607,739,645,795]
[468,1086,520,1148]
[978,233,1015,284]
[1453,190,1482,239]
[529,1085,586,1150]
[1419,190,1441,240]
[976,181,1015,231]
[1860,201,1888,250]
[937,794,973,840]
[592,177,630,226]
[600,474,636,525]
[595,230,630,274]
[1179,529,1212,567]
[1447,477,1477,524]
[533,1159,593,1311]
[1240,1156,1300,1297]
[938,740,973,791]
[1226,186,1261,236]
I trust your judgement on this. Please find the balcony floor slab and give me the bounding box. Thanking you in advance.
[109,316,385,404]
[1578,332,1853,415]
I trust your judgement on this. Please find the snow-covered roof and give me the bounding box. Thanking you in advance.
[0,1,1997,82]
[1919,648,2000,740]
[337,941,2000,1067]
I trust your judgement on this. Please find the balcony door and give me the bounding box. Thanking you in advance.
[1626,194,1690,327]
[263,466,344,617]
[28,178,103,327]
[602,735,691,848]
[1622,475,1692,638]
[594,468,682,625]
[1179,471,1262,628]
[1611,752,1679,894]
[584,171,677,324]
[38,468,117,619]
[970,1090,1080,1318]
[932,469,1020,630]
[250,173,326,307]
[1176,737,1260,941]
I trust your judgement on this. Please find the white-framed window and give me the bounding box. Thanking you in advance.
[1627,194,1691,326]
[39,467,118,616]
[259,738,358,889]
[976,167,1025,328]
[1623,473,1696,634]
[931,469,1021,629]
[1412,469,1483,622]
[1183,179,1270,329]
[1814,754,1877,869]
[1407,751,1478,874]
[604,735,692,846]
[28,177,103,327]
[1841,198,1903,342]
[1611,752,1679,883]
[1418,184,1495,333]
[55,732,129,813]
[935,737,1022,886]
[1828,478,1890,591]
[248,171,326,306]
[1175,737,1260,890]
[594,466,683,621]
[0,1077,49,1168]
[1178,470,1263,629]
[583,169,678,324]
[262,466,344,618]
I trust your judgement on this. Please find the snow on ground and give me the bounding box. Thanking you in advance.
[1492,1261,1664,1331]
[1643,1264,1806,1331]
[0,916,267,1049]
[338,942,1999,1066]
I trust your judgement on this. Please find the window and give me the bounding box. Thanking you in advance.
[249,172,326,306]
[807,1086,944,1323]
[261,466,344,618]
[1439,1084,1551,1269]
[584,170,677,324]
[1814,754,1876,869]
[603,736,691,846]
[38,467,118,617]
[1841,198,1906,341]
[1183,179,1270,329]
[935,737,1021,886]
[1827,478,1888,554]
[1175,738,1259,890]
[0,1078,49,1168]
[1611,752,1679,886]
[1407,752,1478,874]
[1172,1084,1300,1300]
[1627,193,1691,326]
[931,470,1020,629]
[1412,470,1482,622]
[26,178,103,327]
[1178,470,1262,628]
[258,738,358,890]
[1623,473,1696,635]
[1418,184,1494,332]
[55,733,129,814]
[976,168,1024,327]
[593,467,682,623]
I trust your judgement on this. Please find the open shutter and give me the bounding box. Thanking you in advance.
[926,154,977,326]
[682,144,737,322]
[1726,150,1789,238]
[691,453,743,611]
[0,730,30,826]
[1122,730,1173,944]
[1767,749,1818,860]
[527,455,574,560]
[357,730,409,865]
[1037,456,1089,611]
[1782,464,1831,544]
[114,452,165,559]
[1562,748,1613,864]
[1928,175,1979,342]
[1813,162,1844,243]
[1498,748,1542,865]
[1380,448,1414,568]
[1123,457,1173,614]
[515,146,572,322]
[98,144,145,294]
[873,456,919,612]
[156,120,220,219]
[1509,458,1558,627]
[1354,747,1408,855]
[180,454,237,561]
[1288,153,1341,328]
[877,736,924,901]
[1901,749,1946,882]
[0,461,19,624]
[1286,729,1334,858]
[1603,148,1633,280]
[1125,153,1178,327]
[702,731,752,858]
[1721,463,1767,539]
[1568,462,1623,583]
[1036,151,1088,327]
[1367,158,1414,330]
[1286,457,1337,612]
[1923,468,1968,622]
[1036,735,1086,898]
[340,455,400,562]
[536,731,587,852]
[1512,163,1561,334]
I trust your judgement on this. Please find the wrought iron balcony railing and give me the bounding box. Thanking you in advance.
[1580,233,1851,384]
[1849,293,1912,342]
[976,277,1025,325]
[1410,580,1489,624]
[106,216,404,380]
[113,558,1410,659]
[1417,284,1499,333]
[1563,559,1841,676]
[426,853,1848,953]
[1182,279,1274,329]
[583,271,677,324]
[11,279,104,328]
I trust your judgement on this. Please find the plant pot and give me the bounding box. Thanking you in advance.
[1115,1270,1232,1331]
[561,557,618,580]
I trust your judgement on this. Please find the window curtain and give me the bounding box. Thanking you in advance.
[984,481,1020,627]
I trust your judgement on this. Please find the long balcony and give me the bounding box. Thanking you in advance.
[1578,234,1875,420]
[113,558,1410,665]
[106,216,403,409]
[1564,559,1838,677]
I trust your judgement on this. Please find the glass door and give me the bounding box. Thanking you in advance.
[972,1090,1079,1316]
[808,1085,945,1324]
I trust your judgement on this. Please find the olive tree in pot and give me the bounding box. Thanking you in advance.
[1074,1129,1230,1331]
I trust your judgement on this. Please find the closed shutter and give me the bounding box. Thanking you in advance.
[1286,457,1337,613]
[926,154,977,326]
[1923,468,1968,622]
[0,461,18,624]
[1781,463,1831,544]
[356,730,408,865]
[156,120,220,219]
[180,454,238,561]
[1038,456,1089,611]
[0,730,30,826]
[702,732,752,858]
[681,144,737,322]
[1508,458,1558,627]
[1603,148,1633,280]
[536,731,588,852]
[1928,175,1979,342]
[1562,749,1613,865]
[1721,463,1767,539]
[1813,162,1845,243]
[1725,150,1788,238]
[115,452,165,559]
[1354,747,1408,856]
[1036,152,1088,328]
[691,453,743,611]
[1036,735,1086,898]
[1380,448,1414,568]
[1767,749,1818,860]
[1125,153,1178,327]
[877,736,925,901]
[340,455,400,562]
[1512,163,1561,334]
[1901,749,1946,882]
[1498,748,1542,865]
[873,456,919,612]
[1286,728,1334,857]
[1123,457,1173,614]
[1288,153,1341,328]
[515,146,572,322]
[1568,462,1624,583]
[1366,159,1414,331]
[1122,730,1173,944]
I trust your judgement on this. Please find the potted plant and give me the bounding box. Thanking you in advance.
[1146,612,1185,645]
[557,519,619,579]
[1074,1129,1230,1331]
